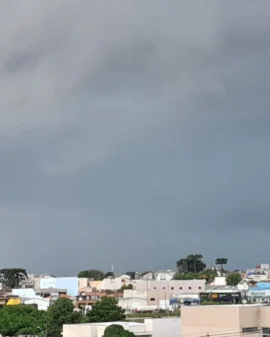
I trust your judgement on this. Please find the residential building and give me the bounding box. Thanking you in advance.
[40,277,56,289]
[120,283,204,311]
[98,277,128,291]
[39,277,79,296]
[23,298,50,310]
[75,292,107,309]
[181,304,270,337]
[63,320,153,337]
[35,288,67,299]
[118,280,205,310]
[12,288,36,298]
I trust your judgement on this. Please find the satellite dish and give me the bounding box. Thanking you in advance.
[242,299,247,304]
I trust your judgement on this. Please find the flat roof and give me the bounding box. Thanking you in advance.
[64,321,146,327]
[35,288,67,292]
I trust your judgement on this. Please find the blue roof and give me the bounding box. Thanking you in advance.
[257,282,270,288]
[250,286,270,291]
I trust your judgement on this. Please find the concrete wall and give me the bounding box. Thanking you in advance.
[133,280,205,295]
[124,288,198,306]
[78,278,89,290]
[24,298,50,310]
[63,321,152,337]
[260,306,270,327]
[99,277,125,291]
[12,288,36,298]
[150,318,181,337]
[119,297,148,310]
[181,305,262,337]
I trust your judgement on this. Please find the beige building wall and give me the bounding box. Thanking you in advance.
[181,305,262,337]
[78,278,89,290]
[63,322,152,337]
[123,289,175,306]
[133,280,205,295]
[259,306,270,327]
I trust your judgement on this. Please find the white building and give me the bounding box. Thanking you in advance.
[12,289,51,310]
[12,288,36,298]
[24,298,50,310]
[63,321,152,337]
[39,277,79,296]
[40,277,56,288]
[98,277,129,291]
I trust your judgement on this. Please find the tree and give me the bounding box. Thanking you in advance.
[104,325,135,337]
[105,272,115,278]
[77,269,105,280]
[121,331,136,337]
[174,272,196,280]
[215,258,228,276]
[0,268,28,289]
[176,254,206,274]
[120,284,133,292]
[0,304,45,336]
[199,268,218,283]
[226,272,242,286]
[86,297,125,323]
[46,298,83,337]
[104,324,124,336]
[126,272,136,280]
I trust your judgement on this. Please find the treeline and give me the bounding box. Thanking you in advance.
[0,297,128,337]
[175,254,242,286]
[77,270,136,280]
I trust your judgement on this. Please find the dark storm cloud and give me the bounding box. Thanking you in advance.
[0,0,270,273]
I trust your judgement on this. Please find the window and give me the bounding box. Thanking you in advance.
[263,328,270,337]
[163,287,165,289]
[198,287,201,290]
[150,298,155,301]
[189,287,192,290]
[171,287,174,290]
[154,287,156,289]
[243,328,259,333]
[179,287,182,290]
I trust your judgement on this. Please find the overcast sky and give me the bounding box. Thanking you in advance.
[1,0,270,275]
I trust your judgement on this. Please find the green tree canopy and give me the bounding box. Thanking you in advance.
[176,254,206,274]
[174,272,196,280]
[78,269,105,280]
[104,324,124,336]
[87,297,125,323]
[120,284,133,292]
[104,325,135,337]
[0,268,28,289]
[0,304,45,336]
[226,272,242,286]
[215,258,228,276]
[121,331,136,337]
[104,272,115,278]
[199,268,218,283]
[46,298,83,337]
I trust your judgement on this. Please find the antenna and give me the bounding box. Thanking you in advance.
[111,264,114,273]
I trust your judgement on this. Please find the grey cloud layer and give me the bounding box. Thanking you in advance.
[0,0,269,273]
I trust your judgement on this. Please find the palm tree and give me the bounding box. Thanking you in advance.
[215,258,228,276]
